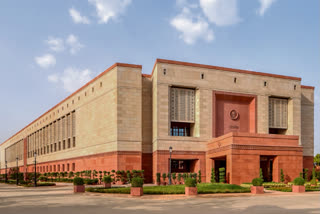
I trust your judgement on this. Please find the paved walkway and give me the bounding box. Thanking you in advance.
[0,183,319,214]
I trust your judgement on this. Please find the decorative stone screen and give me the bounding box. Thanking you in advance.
[269,97,288,129]
[170,87,195,123]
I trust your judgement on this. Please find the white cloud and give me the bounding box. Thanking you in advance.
[170,7,214,45]
[46,37,64,52]
[88,0,132,23]
[66,34,84,55]
[257,0,277,16]
[48,68,93,93]
[69,8,90,24]
[199,0,241,26]
[35,54,56,69]
[48,74,59,83]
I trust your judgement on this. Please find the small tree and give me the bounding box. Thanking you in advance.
[198,170,201,183]
[304,168,309,181]
[172,173,176,184]
[156,173,161,184]
[219,168,225,183]
[162,173,167,183]
[259,168,264,181]
[211,168,216,183]
[314,154,320,166]
[177,173,182,183]
[310,168,317,186]
[300,172,304,178]
[280,169,285,183]
[127,172,131,183]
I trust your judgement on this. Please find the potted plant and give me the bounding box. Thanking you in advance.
[156,173,161,186]
[177,173,182,184]
[292,177,305,193]
[73,177,85,193]
[251,178,264,194]
[185,178,197,196]
[162,173,167,185]
[130,177,143,196]
[172,173,177,184]
[102,175,112,188]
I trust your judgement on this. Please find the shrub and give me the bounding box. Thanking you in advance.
[293,177,305,186]
[211,168,216,183]
[39,176,48,182]
[252,178,263,186]
[102,176,112,184]
[172,173,176,182]
[310,168,317,185]
[177,173,182,182]
[304,168,309,181]
[93,178,99,184]
[162,173,167,182]
[198,170,201,183]
[185,178,197,187]
[156,173,161,183]
[73,177,84,185]
[219,168,225,183]
[259,168,264,181]
[131,177,143,187]
[280,169,285,183]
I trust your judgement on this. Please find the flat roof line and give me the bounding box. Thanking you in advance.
[0,63,142,146]
[152,58,302,81]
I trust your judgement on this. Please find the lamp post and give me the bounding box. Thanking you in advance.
[169,146,173,185]
[5,161,7,183]
[16,157,19,185]
[34,152,37,187]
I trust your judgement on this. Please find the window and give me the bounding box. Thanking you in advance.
[170,122,191,136]
[170,87,195,122]
[264,81,267,87]
[67,163,70,171]
[92,87,94,92]
[54,165,56,172]
[58,165,60,172]
[54,143,57,152]
[234,77,237,83]
[201,73,204,79]
[62,164,65,171]
[73,137,76,147]
[68,138,71,148]
[58,142,61,151]
[72,163,75,171]
[63,140,65,149]
[100,82,103,87]
[269,97,288,134]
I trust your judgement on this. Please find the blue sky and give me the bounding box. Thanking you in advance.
[0,0,319,154]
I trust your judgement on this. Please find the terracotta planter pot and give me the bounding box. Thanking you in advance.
[185,187,197,196]
[131,187,143,196]
[74,185,85,193]
[251,186,264,194]
[103,182,111,188]
[292,185,305,193]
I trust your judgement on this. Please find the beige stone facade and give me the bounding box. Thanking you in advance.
[0,59,315,184]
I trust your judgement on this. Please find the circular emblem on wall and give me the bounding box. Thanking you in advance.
[230,110,239,120]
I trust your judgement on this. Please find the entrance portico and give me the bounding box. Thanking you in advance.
[206,132,303,185]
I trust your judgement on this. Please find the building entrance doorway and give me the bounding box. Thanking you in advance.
[260,156,274,182]
[213,156,227,183]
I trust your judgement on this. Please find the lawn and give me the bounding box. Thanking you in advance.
[86,183,250,194]
[266,186,320,192]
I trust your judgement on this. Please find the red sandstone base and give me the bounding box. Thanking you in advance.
[185,187,198,196]
[74,185,85,193]
[131,187,143,196]
[251,186,264,194]
[292,185,305,193]
[103,183,111,188]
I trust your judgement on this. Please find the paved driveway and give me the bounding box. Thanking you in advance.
[0,183,319,214]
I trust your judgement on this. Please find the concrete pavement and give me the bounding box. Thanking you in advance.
[0,183,319,214]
